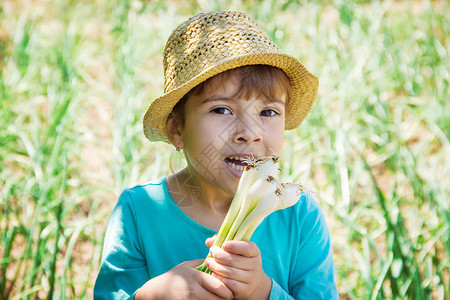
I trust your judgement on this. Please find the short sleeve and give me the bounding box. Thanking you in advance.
[94,191,150,299]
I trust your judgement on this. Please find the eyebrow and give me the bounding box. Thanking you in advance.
[201,97,233,104]
[201,96,285,105]
[263,98,285,105]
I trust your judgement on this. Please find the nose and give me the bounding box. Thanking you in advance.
[231,114,263,144]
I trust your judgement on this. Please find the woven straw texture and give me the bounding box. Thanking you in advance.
[143,11,319,143]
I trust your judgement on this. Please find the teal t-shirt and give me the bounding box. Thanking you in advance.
[94,177,338,299]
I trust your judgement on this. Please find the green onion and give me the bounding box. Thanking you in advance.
[196,156,303,274]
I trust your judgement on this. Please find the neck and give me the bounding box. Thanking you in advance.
[169,168,233,214]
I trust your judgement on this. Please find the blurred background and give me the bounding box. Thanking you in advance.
[0,0,448,299]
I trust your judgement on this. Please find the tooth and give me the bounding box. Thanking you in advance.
[226,160,245,172]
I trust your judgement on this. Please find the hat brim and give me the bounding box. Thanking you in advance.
[143,52,318,143]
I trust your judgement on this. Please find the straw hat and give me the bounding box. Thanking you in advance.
[143,10,318,143]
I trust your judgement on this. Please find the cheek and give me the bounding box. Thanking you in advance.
[265,121,285,152]
[182,118,223,155]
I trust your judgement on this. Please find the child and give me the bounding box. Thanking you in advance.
[94,11,338,299]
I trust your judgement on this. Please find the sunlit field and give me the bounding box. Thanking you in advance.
[0,0,448,299]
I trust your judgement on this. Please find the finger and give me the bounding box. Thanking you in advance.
[213,272,272,300]
[205,234,218,247]
[209,246,254,270]
[198,271,234,299]
[197,285,232,300]
[212,273,249,297]
[222,241,260,257]
[205,257,252,281]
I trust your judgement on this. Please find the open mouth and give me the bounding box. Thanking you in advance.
[224,156,250,174]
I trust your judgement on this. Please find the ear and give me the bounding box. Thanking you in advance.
[166,114,185,150]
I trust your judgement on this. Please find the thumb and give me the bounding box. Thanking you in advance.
[205,234,218,248]
[180,259,205,268]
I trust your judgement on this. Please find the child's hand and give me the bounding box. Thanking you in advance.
[205,238,272,300]
[135,259,233,300]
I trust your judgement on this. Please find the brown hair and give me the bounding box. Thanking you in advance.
[168,65,292,127]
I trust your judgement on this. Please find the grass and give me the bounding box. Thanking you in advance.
[0,0,448,299]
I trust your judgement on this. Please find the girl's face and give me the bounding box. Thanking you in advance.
[177,75,286,196]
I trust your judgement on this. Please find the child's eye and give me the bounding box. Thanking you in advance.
[260,109,279,117]
[211,107,232,115]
